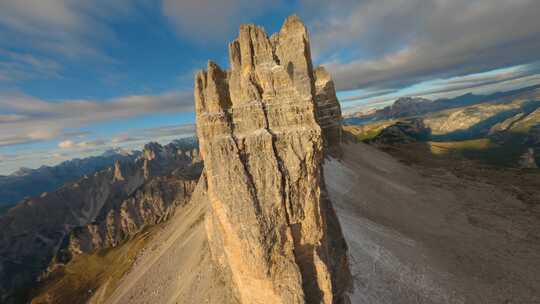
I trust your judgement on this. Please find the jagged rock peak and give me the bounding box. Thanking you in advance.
[194,15,351,304]
[142,142,163,161]
[112,160,125,182]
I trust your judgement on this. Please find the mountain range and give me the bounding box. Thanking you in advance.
[347,84,540,124]
[0,149,140,209]
[0,139,201,303]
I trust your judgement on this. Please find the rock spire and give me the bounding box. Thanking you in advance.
[194,15,351,304]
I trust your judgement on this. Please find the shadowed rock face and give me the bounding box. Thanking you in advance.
[194,16,351,304]
[314,67,343,148]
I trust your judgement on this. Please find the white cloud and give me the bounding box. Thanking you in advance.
[0,0,147,60]
[162,0,282,42]
[0,128,60,147]
[0,90,194,147]
[141,124,196,138]
[0,50,62,82]
[77,139,106,148]
[302,0,540,92]
[0,114,27,123]
[109,124,196,147]
[0,153,11,162]
[58,140,75,149]
[58,139,106,150]
[111,133,135,144]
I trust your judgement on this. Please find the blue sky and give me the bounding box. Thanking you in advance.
[1,0,540,174]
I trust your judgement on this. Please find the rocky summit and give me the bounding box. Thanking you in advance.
[194,15,351,304]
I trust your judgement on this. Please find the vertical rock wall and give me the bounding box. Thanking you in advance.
[315,67,343,148]
[194,16,351,304]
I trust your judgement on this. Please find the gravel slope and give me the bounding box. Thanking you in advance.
[102,142,540,303]
[99,182,237,304]
[326,143,540,304]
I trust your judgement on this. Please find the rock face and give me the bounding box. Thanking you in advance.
[194,16,351,304]
[314,67,342,147]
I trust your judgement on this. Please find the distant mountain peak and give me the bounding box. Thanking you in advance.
[394,96,431,105]
[10,167,33,177]
[101,147,132,157]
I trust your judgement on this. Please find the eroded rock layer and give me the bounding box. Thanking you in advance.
[315,67,343,147]
[194,16,351,304]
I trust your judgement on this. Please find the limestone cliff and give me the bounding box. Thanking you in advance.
[315,67,343,147]
[194,16,351,304]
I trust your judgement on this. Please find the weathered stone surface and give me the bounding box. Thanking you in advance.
[194,15,351,304]
[315,66,342,147]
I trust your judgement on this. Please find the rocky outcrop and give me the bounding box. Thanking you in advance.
[314,67,342,147]
[0,140,200,303]
[194,16,351,304]
[369,119,431,145]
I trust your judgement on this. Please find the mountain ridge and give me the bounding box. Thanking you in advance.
[347,84,540,124]
[0,149,140,208]
[0,139,201,303]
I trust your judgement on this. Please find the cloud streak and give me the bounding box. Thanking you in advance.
[162,0,282,42]
[0,50,62,82]
[0,90,194,147]
[305,0,540,92]
[110,124,196,146]
[0,0,150,65]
